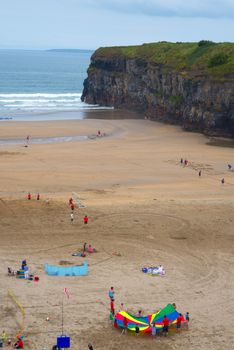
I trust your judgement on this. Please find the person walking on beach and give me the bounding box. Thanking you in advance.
[27,192,31,200]
[25,135,30,147]
[70,212,74,224]
[84,215,89,224]
[88,344,94,350]
[83,242,87,253]
[109,286,115,300]
[221,178,225,184]
[199,170,202,177]
[69,197,73,205]
[70,203,75,211]
[37,193,40,200]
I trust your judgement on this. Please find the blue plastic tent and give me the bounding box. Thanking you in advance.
[44,261,88,276]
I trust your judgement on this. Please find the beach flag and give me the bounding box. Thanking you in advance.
[64,287,70,299]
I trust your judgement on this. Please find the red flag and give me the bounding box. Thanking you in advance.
[64,287,70,299]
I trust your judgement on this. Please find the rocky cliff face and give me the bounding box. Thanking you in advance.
[82,43,234,136]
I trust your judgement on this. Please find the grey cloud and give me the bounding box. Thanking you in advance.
[85,0,234,19]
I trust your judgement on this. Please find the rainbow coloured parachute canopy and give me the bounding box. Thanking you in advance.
[115,303,180,332]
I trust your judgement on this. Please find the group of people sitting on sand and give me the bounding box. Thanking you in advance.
[142,264,165,276]
[83,242,96,254]
[72,243,97,257]
[7,259,37,282]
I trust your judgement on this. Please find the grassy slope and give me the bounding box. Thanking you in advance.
[93,42,234,81]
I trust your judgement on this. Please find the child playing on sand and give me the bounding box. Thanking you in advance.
[151,323,156,337]
[185,312,190,328]
[176,313,183,331]
[84,215,89,224]
[1,330,7,343]
[137,310,142,317]
[70,212,74,223]
[109,286,115,300]
[110,299,115,315]
[162,315,169,336]
[109,311,114,324]
[121,317,128,335]
[14,338,24,349]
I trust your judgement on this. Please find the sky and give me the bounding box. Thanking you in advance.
[0,0,233,49]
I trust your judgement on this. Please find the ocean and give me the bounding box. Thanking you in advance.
[0,49,110,121]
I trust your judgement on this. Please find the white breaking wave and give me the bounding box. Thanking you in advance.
[0,92,112,113]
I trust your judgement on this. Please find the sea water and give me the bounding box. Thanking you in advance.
[0,49,111,121]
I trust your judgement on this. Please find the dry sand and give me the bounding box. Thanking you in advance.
[0,118,233,350]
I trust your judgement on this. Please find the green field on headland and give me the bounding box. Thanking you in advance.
[94,41,234,81]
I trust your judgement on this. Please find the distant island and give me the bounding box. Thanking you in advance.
[82,41,234,137]
[47,49,94,53]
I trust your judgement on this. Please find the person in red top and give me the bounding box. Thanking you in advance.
[27,192,31,200]
[176,313,183,330]
[14,339,24,348]
[84,215,89,224]
[70,203,75,211]
[162,315,170,336]
[69,197,73,205]
[110,299,115,315]
[121,317,128,335]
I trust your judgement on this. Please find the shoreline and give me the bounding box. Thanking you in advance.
[0,108,141,122]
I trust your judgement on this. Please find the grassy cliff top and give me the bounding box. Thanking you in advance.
[93,41,234,81]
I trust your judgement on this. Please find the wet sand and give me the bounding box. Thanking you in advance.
[0,117,233,350]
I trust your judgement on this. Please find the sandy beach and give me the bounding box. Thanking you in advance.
[0,116,234,350]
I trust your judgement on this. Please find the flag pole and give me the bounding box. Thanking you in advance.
[61,293,64,335]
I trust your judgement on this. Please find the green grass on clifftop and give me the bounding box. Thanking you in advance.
[94,42,234,81]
